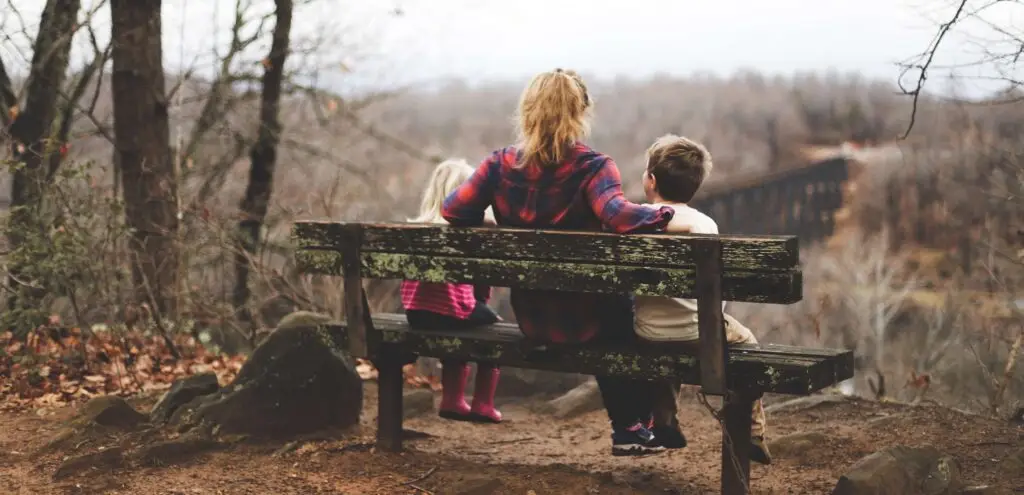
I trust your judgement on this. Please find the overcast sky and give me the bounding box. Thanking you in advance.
[1,0,1017,95]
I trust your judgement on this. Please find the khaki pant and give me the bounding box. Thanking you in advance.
[650,314,767,438]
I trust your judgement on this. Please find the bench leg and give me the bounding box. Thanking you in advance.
[376,351,404,452]
[721,391,754,495]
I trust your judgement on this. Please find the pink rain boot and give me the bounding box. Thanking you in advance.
[469,364,502,423]
[438,361,472,421]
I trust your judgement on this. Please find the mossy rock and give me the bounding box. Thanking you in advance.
[150,373,219,424]
[170,311,362,437]
[75,396,149,430]
[833,445,963,495]
[38,396,150,457]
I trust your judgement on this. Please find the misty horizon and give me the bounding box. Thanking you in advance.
[2,0,1018,98]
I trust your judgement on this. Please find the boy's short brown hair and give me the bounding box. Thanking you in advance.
[644,134,713,203]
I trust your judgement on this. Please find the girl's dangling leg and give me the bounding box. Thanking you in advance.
[469,363,502,423]
[438,360,471,420]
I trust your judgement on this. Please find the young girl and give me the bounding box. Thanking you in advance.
[402,159,504,423]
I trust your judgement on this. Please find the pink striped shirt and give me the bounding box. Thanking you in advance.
[401,280,486,319]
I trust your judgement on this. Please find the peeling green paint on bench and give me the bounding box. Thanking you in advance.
[292,221,801,270]
[296,250,802,304]
[295,250,343,274]
[319,317,855,396]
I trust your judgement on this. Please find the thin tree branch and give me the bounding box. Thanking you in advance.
[898,0,970,139]
[47,25,110,180]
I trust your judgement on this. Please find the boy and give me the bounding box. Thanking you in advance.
[634,134,772,464]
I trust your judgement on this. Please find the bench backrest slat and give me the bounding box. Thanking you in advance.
[294,221,803,304]
[296,221,798,270]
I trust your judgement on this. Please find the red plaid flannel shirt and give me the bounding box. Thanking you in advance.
[442,143,674,344]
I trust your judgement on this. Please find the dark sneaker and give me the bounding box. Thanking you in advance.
[651,425,688,449]
[611,423,665,456]
[751,436,772,465]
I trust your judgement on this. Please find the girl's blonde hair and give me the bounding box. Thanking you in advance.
[515,68,592,168]
[410,158,476,225]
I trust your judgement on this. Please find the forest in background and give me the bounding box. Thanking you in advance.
[0,0,1021,419]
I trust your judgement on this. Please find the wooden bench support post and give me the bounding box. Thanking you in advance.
[376,349,404,452]
[341,225,370,358]
[696,239,728,395]
[721,391,756,495]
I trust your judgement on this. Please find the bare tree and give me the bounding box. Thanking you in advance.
[110,0,179,317]
[2,0,81,319]
[915,292,961,376]
[235,0,293,324]
[818,228,918,390]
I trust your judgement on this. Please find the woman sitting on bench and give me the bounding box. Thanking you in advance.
[441,68,676,456]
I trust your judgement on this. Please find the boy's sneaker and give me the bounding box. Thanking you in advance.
[650,425,688,449]
[611,423,665,456]
[751,436,773,465]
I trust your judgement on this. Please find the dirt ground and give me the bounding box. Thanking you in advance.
[0,384,1020,495]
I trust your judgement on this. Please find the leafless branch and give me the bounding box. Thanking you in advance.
[47,22,111,179]
[898,0,970,139]
[2,0,38,61]
[191,128,250,203]
[180,0,276,166]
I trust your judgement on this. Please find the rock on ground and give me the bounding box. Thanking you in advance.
[768,431,829,459]
[38,396,152,457]
[403,388,436,419]
[150,373,219,424]
[832,445,963,495]
[866,413,907,430]
[76,396,149,429]
[542,379,603,419]
[169,311,363,437]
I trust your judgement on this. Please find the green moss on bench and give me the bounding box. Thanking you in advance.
[325,315,854,396]
[296,250,802,304]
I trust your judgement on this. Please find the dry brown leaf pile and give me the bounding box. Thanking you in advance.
[0,321,438,412]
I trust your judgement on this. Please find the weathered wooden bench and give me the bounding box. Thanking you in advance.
[293,221,854,494]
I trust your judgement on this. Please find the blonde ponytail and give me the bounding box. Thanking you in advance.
[515,69,592,168]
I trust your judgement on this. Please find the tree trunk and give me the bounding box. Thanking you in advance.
[234,0,293,324]
[110,0,179,318]
[4,0,80,318]
[0,56,17,130]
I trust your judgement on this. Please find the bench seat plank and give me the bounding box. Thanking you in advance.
[325,314,854,396]
[294,221,799,271]
[296,250,802,304]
